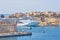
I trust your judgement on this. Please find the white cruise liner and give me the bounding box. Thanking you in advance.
[17,19,32,26]
[17,17,35,26]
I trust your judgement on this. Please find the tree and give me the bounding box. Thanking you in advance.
[1,15,4,18]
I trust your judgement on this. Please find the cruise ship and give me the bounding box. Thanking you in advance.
[17,17,38,26]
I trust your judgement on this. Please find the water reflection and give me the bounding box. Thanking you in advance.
[0,36,17,40]
[0,35,32,40]
[42,26,46,33]
[17,36,32,40]
[17,26,32,32]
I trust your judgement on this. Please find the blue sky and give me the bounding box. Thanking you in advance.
[0,0,60,14]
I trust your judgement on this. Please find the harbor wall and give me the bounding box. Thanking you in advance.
[0,18,17,33]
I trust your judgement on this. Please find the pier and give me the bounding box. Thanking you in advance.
[0,32,32,37]
[0,18,32,37]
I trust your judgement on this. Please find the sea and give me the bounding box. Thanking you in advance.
[0,26,60,40]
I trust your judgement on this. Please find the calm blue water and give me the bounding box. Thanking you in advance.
[0,26,60,40]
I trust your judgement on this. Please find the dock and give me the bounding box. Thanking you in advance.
[0,32,32,37]
[0,18,32,37]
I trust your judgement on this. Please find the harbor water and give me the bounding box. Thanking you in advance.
[0,26,60,40]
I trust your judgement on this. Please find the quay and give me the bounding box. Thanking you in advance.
[0,18,32,37]
[0,32,32,37]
